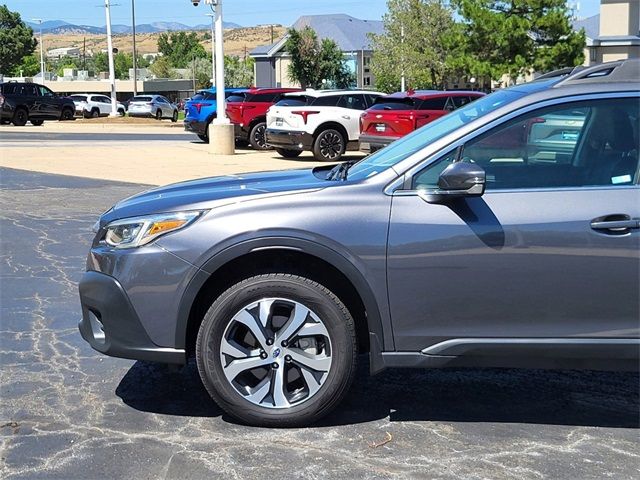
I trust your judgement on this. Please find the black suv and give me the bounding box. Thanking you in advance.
[0,82,75,126]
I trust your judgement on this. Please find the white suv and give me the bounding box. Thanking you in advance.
[70,94,126,118]
[265,90,384,161]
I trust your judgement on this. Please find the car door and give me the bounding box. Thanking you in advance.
[95,96,110,115]
[387,95,640,355]
[36,85,60,118]
[159,96,172,117]
[336,94,368,140]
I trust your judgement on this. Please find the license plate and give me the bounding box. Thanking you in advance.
[275,117,283,126]
[375,124,385,132]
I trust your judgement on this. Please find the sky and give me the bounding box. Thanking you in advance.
[3,0,602,27]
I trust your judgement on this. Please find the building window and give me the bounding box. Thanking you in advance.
[363,76,371,86]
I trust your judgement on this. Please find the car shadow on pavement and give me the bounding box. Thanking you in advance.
[116,358,639,428]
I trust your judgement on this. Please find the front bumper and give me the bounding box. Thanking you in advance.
[265,128,313,150]
[359,134,398,153]
[78,271,186,364]
[184,117,207,135]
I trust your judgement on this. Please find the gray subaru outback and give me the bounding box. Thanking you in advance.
[79,60,640,427]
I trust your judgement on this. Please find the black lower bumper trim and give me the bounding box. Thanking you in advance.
[359,134,398,153]
[78,271,185,364]
[265,128,313,150]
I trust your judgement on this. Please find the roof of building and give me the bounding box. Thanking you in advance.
[250,14,385,57]
[572,14,600,40]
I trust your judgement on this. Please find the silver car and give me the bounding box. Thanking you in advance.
[79,60,639,427]
[127,94,178,121]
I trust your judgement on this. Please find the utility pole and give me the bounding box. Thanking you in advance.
[104,0,118,116]
[131,0,138,95]
[205,13,216,87]
[32,19,45,82]
[400,23,406,92]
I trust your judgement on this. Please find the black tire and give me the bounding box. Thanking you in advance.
[61,108,74,121]
[313,128,345,161]
[249,121,269,150]
[196,273,357,427]
[30,119,44,126]
[0,119,10,125]
[171,110,178,123]
[118,108,126,117]
[90,108,100,119]
[276,148,302,159]
[197,133,209,143]
[12,108,28,126]
[156,109,162,120]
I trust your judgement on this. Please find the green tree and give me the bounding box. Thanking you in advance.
[0,6,38,74]
[157,31,207,68]
[113,52,132,79]
[369,0,458,91]
[224,55,254,87]
[54,56,80,76]
[12,53,40,76]
[149,55,172,78]
[92,51,109,74]
[285,26,353,89]
[451,0,585,84]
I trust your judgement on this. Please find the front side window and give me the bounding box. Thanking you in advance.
[38,85,54,97]
[413,97,639,190]
[337,94,366,110]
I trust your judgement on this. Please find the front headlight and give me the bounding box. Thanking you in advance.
[103,210,204,249]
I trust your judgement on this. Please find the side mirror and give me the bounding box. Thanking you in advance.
[418,161,486,204]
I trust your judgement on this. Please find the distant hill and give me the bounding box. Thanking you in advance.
[25,20,241,35]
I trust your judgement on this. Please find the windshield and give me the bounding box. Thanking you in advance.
[369,98,416,110]
[70,95,88,102]
[131,96,152,102]
[346,89,525,181]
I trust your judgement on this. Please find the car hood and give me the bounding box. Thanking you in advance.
[101,168,330,223]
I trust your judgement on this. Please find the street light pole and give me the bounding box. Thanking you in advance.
[104,0,118,116]
[210,0,227,124]
[131,0,138,95]
[205,12,216,87]
[32,18,45,82]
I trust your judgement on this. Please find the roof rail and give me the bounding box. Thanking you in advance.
[554,59,639,87]
[535,66,583,80]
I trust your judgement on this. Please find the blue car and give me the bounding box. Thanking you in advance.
[184,87,248,143]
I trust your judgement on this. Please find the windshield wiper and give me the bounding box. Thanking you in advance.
[327,160,357,181]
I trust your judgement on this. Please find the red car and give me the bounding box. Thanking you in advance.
[359,90,485,152]
[226,87,302,150]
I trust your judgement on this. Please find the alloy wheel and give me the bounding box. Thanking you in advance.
[319,131,343,159]
[219,297,332,409]
[252,124,267,149]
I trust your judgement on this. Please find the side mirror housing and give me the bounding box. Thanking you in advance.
[418,162,486,204]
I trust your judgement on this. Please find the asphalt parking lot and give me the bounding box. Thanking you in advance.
[1,126,639,479]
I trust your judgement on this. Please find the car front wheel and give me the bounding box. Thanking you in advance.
[196,274,357,427]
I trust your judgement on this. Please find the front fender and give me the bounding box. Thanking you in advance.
[173,236,392,355]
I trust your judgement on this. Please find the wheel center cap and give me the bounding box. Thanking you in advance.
[272,348,281,359]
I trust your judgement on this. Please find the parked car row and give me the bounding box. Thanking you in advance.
[183,86,486,161]
[0,81,181,126]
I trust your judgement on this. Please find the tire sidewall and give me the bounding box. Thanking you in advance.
[196,275,356,426]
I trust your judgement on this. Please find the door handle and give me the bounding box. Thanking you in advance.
[590,215,639,233]
[342,115,350,120]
